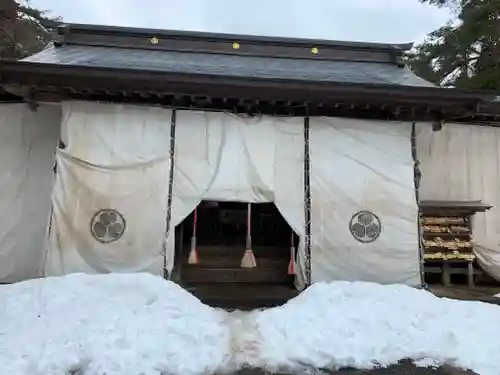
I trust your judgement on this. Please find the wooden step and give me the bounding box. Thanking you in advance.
[182,267,290,283]
[185,283,299,310]
[187,256,288,268]
[199,296,291,310]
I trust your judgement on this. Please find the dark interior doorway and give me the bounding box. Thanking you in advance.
[173,201,298,309]
[180,201,297,247]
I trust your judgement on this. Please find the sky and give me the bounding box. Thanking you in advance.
[30,0,452,44]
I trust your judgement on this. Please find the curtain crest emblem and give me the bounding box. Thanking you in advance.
[349,210,382,243]
[90,209,126,244]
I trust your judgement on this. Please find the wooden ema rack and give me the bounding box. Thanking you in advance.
[419,200,492,288]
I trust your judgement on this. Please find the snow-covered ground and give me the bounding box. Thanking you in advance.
[1,274,500,375]
[0,274,230,375]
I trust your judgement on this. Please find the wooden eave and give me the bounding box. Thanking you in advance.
[420,200,492,215]
[0,59,495,120]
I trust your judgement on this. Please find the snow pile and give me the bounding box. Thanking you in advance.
[0,273,230,375]
[254,282,500,375]
[3,274,500,375]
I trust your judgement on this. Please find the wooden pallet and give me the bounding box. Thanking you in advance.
[424,260,477,287]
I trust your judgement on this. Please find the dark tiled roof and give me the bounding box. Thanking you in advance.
[23,44,433,87]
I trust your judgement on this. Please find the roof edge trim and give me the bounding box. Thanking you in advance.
[0,60,494,102]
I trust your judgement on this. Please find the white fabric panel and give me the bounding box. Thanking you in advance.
[417,123,500,281]
[47,152,170,274]
[271,117,306,289]
[310,117,420,285]
[203,114,275,203]
[0,104,60,282]
[165,111,224,272]
[417,123,482,201]
[46,102,172,276]
[61,101,173,164]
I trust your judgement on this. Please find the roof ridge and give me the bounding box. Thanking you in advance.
[54,22,413,52]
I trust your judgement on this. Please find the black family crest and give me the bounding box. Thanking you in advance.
[349,210,381,243]
[90,209,126,244]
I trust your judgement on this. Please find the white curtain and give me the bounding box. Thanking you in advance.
[46,105,423,286]
[173,112,306,287]
[164,111,225,273]
[271,117,306,289]
[417,122,500,281]
[45,101,172,276]
[45,105,307,280]
[309,117,420,285]
[203,114,274,202]
[0,104,60,282]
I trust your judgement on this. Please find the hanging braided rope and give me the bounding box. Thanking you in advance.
[288,230,296,275]
[246,202,251,249]
[162,110,177,279]
[304,115,312,286]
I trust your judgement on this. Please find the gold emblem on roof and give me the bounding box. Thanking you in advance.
[311,47,319,55]
[232,42,240,49]
[150,37,159,45]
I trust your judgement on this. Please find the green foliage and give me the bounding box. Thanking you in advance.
[0,0,60,60]
[410,0,500,90]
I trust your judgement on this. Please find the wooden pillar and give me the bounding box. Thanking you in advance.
[163,109,177,279]
[304,115,312,286]
[467,261,475,288]
[442,263,451,287]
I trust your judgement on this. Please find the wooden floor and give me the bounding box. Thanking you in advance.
[180,245,298,310]
[184,283,299,310]
[430,285,500,305]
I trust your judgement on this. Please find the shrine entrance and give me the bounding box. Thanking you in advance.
[174,201,298,309]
